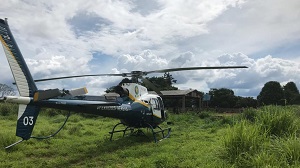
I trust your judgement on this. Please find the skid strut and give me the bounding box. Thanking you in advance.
[109,123,134,141]
[109,123,171,143]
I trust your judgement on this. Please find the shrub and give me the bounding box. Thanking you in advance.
[0,103,17,116]
[198,111,211,119]
[241,108,257,122]
[219,116,236,126]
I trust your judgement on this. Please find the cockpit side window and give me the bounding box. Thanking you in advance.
[150,98,160,110]
[157,97,164,110]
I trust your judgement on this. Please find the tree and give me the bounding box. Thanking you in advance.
[105,74,178,93]
[209,88,237,108]
[235,96,258,108]
[105,78,132,93]
[291,94,300,105]
[0,83,16,96]
[283,81,299,105]
[142,72,178,91]
[257,81,284,105]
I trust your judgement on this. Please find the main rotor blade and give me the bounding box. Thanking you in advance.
[145,66,248,74]
[32,66,247,82]
[34,73,127,82]
[33,87,88,101]
[33,89,61,101]
[140,76,163,96]
[68,87,88,96]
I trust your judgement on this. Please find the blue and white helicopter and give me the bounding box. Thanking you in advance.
[0,18,247,148]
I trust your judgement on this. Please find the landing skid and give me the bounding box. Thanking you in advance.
[109,123,171,143]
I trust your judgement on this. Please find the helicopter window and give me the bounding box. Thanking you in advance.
[150,98,160,110]
[157,97,164,110]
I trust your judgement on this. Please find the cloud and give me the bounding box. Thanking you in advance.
[116,50,168,72]
[137,52,300,98]
[208,53,300,97]
[255,55,299,80]
[0,0,299,98]
[194,0,300,58]
[26,54,90,79]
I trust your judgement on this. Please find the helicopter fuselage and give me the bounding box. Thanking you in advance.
[38,93,166,128]
[4,86,167,128]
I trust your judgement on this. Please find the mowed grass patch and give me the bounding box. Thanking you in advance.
[0,106,232,168]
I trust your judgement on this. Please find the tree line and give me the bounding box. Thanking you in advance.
[139,73,300,108]
[202,81,299,108]
[257,81,300,106]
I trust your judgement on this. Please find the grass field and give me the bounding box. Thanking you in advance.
[1,103,300,167]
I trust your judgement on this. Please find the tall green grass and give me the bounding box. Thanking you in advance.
[257,106,299,137]
[1,103,300,167]
[272,136,300,165]
[222,106,300,167]
[222,120,266,164]
[0,131,16,149]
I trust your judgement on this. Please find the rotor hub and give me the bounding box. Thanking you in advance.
[131,71,146,77]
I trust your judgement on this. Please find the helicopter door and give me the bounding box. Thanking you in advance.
[157,97,165,119]
[150,98,161,118]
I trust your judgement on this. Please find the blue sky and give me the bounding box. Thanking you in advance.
[0,0,299,97]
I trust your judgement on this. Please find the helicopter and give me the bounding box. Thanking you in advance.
[0,18,247,148]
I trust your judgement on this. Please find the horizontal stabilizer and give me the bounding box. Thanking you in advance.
[33,89,61,101]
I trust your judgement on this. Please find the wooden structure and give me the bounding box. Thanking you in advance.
[149,89,203,112]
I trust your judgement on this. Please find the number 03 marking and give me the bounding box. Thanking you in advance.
[23,116,34,126]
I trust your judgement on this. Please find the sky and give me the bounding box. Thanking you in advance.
[0,0,299,97]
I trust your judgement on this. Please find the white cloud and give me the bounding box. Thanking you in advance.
[195,0,300,57]
[207,53,300,97]
[255,55,299,80]
[116,50,168,71]
[0,0,299,98]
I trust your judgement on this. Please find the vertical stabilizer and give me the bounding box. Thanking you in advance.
[0,18,40,141]
[0,18,37,97]
[16,104,40,140]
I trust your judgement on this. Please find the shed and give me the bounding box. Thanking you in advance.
[149,89,203,111]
